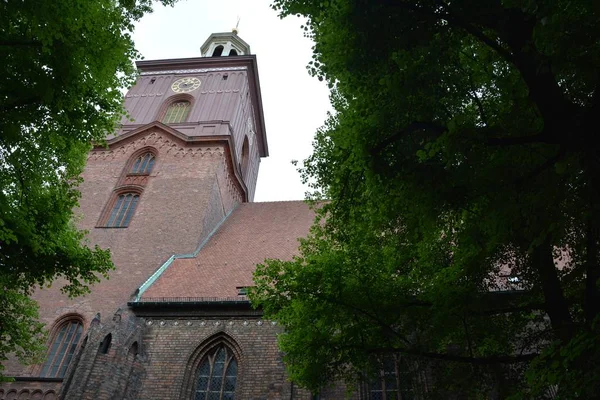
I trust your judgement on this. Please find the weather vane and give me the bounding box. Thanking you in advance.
[232,17,240,34]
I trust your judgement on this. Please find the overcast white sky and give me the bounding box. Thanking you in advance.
[133,0,332,201]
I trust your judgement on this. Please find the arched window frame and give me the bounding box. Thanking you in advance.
[120,147,158,181]
[194,346,238,399]
[129,151,156,175]
[98,186,143,228]
[180,333,243,400]
[98,148,156,228]
[39,315,85,379]
[158,93,194,124]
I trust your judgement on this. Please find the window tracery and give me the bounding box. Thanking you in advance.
[162,100,191,123]
[130,152,155,175]
[194,346,238,400]
[106,192,139,228]
[40,319,83,378]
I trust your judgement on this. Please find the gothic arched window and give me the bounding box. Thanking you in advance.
[106,192,139,227]
[40,319,83,378]
[368,355,414,400]
[130,152,155,175]
[162,100,190,124]
[194,346,238,400]
[228,48,238,56]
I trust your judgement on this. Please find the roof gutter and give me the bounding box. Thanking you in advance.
[128,300,251,308]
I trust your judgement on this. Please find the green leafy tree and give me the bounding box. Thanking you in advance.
[252,0,600,398]
[0,0,175,378]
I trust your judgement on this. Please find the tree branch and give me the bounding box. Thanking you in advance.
[472,302,545,316]
[515,148,565,185]
[384,0,516,64]
[0,40,42,47]
[0,95,42,112]
[372,121,447,154]
[368,346,538,365]
[442,13,514,64]
[486,134,548,146]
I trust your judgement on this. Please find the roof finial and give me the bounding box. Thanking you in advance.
[232,16,240,35]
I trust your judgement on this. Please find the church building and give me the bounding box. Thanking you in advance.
[0,32,352,400]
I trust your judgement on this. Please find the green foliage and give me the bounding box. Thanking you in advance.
[0,0,175,377]
[254,0,600,397]
[0,280,46,382]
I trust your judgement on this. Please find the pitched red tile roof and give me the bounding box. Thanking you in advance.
[141,201,315,300]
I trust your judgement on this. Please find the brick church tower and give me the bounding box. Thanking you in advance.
[0,32,321,400]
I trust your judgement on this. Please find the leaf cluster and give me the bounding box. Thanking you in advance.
[0,0,175,377]
[254,0,600,397]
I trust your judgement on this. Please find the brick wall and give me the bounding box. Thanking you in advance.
[140,316,295,400]
[0,382,60,400]
[49,307,358,400]
[2,129,242,378]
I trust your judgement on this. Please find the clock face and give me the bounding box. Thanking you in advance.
[171,77,201,93]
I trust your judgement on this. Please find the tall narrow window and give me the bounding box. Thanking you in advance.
[40,320,83,378]
[194,346,237,400]
[130,152,155,175]
[163,101,191,124]
[106,193,139,227]
[241,136,249,179]
[369,355,414,400]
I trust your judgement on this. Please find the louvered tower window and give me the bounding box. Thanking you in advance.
[40,320,83,378]
[194,346,237,400]
[106,193,139,227]
[163,100,191,123]
[130,152,155,174]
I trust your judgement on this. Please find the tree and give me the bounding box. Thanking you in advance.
[251,0,600,398]
[0,0,175,378]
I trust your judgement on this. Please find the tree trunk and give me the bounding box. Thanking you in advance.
[531,239,573,343]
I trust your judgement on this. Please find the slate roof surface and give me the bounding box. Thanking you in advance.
[142,201,315,300]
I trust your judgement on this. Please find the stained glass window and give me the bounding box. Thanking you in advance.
[163,101,191,124]
[194,346,237,400]
[106,193,139,227]
[130,153,155,175]
[40,320,83,378]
